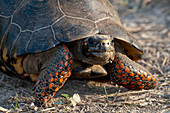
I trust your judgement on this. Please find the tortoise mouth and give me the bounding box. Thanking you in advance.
[83,50,115,65]
[87,49,114,57]
[87,51,114,58]
[88,49,114,52]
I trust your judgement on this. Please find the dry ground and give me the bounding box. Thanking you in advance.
[0,0,169,112]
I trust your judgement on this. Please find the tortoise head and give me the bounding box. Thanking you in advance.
[70,35,115,65]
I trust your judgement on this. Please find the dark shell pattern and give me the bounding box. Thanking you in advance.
[0,0,142,57]
[0,0,142,75]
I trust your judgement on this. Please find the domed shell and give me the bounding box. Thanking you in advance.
[0,0,143,61]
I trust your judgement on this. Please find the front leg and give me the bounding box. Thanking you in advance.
[33,44,72,106]
[106,52,157,90]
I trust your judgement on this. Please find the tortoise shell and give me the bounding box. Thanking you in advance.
[0,0,143,66]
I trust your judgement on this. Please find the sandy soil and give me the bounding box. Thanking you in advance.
[0,0,169,112]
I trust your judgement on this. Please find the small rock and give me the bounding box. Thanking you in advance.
[29,102,38,111]
[139,102,148,106]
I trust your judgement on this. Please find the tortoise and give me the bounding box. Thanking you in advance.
[0,0,156,106]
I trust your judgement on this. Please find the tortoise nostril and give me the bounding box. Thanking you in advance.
[101,41,110,46]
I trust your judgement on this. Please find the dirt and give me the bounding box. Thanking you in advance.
[0,0,169,112]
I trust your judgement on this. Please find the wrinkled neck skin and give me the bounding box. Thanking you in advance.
[68,38,115,65]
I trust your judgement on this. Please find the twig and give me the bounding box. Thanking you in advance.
[112,90,120,103]
[0,74,5,82]
[80,105,85,113]
[162,56,167,66]
[36,107,55,112]
[92,89,155,99]
[0,106,10,112]
[110,100,146,106]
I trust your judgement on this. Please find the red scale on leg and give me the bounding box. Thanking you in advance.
[48,78,53,83]
[64,61,68,67]
[120,64,124,69]
[125,67,130,73]
[140,74,144,77]
[122,73,127,77]
[60,61,63,65]
[115,64,119,69]
[126,78,132,82]
[122,81,127,85]
[65,55,69,60]
[129,73,134,77]
[59,78,63,83]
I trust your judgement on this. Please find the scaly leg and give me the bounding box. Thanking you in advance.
[33,44,72,106]
[107,52,157,90]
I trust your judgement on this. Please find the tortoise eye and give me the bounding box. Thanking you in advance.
[87,37,98,46]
